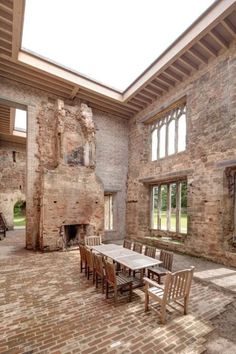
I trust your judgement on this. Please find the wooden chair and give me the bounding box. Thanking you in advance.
[103,259,133,304]
[93,253,105,293]
[144,266,194,324]
[123,239,132,250]
[133,242,143,254]
[144,245,156,258]
[84,247,95,281]
[147,250,173,283]
[79,244,87,274]
[85,235,102,247]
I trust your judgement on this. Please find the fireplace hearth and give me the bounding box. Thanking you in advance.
[61,224,89,250]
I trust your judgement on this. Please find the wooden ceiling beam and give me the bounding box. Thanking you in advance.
[78,89,137,114]
[77,92,133,117]
[0,29,12,41]
[0,38,11,50]
[70,86,79,99]
[128,98,146,109]
[136,93,153,104]
[0,59,74,90]
[0,3,13,15]
[146,83,163,96]
[0,70,71,99]
[88,102,130,119]
[156,74,175,87]
[131,95,149,106]
[162,70,180,83]
[171,62,191,76]
[12,0,24,59]
[222,18,236,37]
[0,20,12,33]
[122,102,140,113]
[198,38,218,57]
[0,46,11,56]
[178,54,199,70]
[141,88,158,100]
[210,28,229,49]
[188,47,208,64]
[152,79,169,92]
[0,63,73,93]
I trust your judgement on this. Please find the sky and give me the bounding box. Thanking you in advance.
[14,109,27,132]
[22,0,215,92]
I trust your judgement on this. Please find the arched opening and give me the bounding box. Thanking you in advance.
[13,200,26,229]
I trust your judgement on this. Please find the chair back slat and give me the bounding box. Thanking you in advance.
[84,247,94,268]
[103,259,116,286]
[160,250,173,271]
[79,244,87,262]
[123,239,132,250]
[85,235,101,247]
[94,254,104,276]
[144,246,156,258]
[164,267,194,302]
[133,242,143,254]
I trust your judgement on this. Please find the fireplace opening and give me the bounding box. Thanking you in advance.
[62,224,89,249]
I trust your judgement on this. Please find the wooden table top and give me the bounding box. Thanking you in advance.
[92,244,162,270]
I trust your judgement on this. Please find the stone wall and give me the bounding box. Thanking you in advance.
[0,78,129,249]
[94,109,129,241]
[39,100,104,251]
[0,140,26,229]
[126,42,236,267]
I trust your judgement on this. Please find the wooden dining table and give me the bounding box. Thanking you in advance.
[91,243,162,284]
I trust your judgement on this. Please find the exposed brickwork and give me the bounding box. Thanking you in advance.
[94,109,129,241]
[0,230,234,353]
[0,78,129,249]
[126,42,236,267]
[0,140,26,228]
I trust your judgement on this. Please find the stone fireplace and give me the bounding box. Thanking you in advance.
[61,224,90,249]
[38,100,104,251]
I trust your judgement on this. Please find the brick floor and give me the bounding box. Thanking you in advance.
[0,230,234,353]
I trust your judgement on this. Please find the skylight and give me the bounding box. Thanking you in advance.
[22,0,215,91]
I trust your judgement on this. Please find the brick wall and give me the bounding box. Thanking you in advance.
[0,78,129,248]
[0,140,26,228]
[94,109,129,241]
[126,42,236,267]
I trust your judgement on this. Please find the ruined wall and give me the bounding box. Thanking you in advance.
[94,109,129,241]
[0,140,26,229]
[127,42,236,267]
[0,78,129,249]
[39,101,104,251]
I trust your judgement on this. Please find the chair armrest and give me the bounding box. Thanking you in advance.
[143,277,164,289]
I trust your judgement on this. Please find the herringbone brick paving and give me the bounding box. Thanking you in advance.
[0,231,234,353]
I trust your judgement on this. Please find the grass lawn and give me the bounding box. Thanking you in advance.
[153,212,187,233]
[14,216,26,227]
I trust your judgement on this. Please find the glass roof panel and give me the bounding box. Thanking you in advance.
[22,0,215,91]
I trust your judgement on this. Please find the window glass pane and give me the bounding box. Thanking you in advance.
[159,124,166,158]
[109,195,113,230]
[151,129,157,161]
[104,195,113,230]
[178,113,186,152]
[180,182,187,233]
[170,183,176,231]
[160,185,167,230]
[168,120,175,155]
[152,187,158,229]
